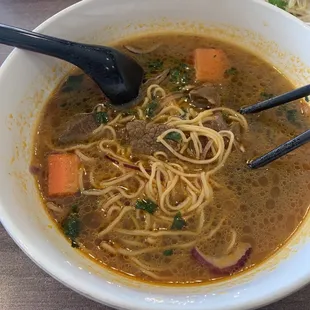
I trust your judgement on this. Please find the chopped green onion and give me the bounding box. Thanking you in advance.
[268,0,287,10]
[135,199,158,214]
[164,132,182,142]
[145,100,158,118]
[170,62,194,90]
[148,59,164,72]
[62,214,80,240]
[163,249,173,256]
[94,111,109,124]
[171,212,186,230]
[225,67,238,76]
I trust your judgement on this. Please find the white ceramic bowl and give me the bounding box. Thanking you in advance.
[0,0,310,309]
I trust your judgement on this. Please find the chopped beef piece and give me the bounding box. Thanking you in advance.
[125,120,176,155]
[206,112,229,131]
[58,113,99,144]
[189,84,221,109]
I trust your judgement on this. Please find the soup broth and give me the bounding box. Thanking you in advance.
[31,33,310,284]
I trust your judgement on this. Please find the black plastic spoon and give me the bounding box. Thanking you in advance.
[0,23,144,107]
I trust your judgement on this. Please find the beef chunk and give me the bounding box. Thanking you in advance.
[125,120,175,155]
[189,84,221,109]
[58,113,99,144]
[206,112,229,132]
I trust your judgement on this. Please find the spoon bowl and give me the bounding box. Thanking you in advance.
[0,23,144,107]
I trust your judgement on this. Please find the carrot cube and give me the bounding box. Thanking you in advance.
[48,153,80,196]
[194,48,230,82]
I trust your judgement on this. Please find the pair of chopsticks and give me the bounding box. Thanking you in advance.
[239,85,310,169]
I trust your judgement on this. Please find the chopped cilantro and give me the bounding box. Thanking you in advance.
[145,100,158,118]
[61,74,84,92]
[135,199,158,214]
[94,111,109,124]
[170,62,194,90]
[163,249,173,256]
[62,214,80,240]
[171,212,186,230]
[164,132,182,142]
[268,0,287,10]
[260,92,274,100]
[148,59,164,72]
[225,67,238,76]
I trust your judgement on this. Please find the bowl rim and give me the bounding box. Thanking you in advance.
[0,0,310,309]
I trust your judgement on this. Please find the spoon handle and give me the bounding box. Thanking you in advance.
[0,24,115,68]
[0,23,144,106]
[0,23,99,64]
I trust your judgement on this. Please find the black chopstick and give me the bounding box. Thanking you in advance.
[247,129,310,169]
[239,84,310,115]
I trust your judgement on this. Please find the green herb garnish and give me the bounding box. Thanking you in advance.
[163,249,173,256]
[62,214,80,241]
[135,199,158,214]
[170,62,194,90]
[94,111,109,124]
[164,132,182,142]
[171,212,186,230]
[225,67,238,76]
[268,0,287,10]
[61,74,84,92]
[148,59,164,72]
[260,92,274,100]
[145,100,158,118]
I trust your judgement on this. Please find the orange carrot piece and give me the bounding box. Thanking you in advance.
[194,48,230,82]
[48,153,80,196]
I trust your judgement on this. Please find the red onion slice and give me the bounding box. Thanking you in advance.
[160,92,185,107]
[144,69,170,88]
[191,242,252,274]
[124,43,161,54]
[105,155,151,173]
